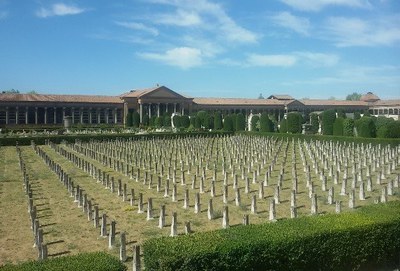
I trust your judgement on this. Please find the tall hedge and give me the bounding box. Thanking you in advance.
[164,115,171,127]
[343,118,354,137]
[142,114,149,126]
[259,113,273,132]
[279,119,288,133]
[333,117,344,136]
[172,115,181,128]
[223,115,234,132]
[155,116,164,128]
[235,113,246,131]
[322,109,336,135]
[250,115,259,131]
[231,113,237,132]
[125,112,133,127]
[132,112,140,128]
[310,113,319,134]
[143,202,400,271]
[286,112,302,134]
[181,115,190,128]
[356,116,376,138]
[214,112,223,130]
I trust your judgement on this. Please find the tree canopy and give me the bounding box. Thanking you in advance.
[346,92,362,101]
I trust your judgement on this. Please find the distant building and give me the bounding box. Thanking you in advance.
[0,86,398,126]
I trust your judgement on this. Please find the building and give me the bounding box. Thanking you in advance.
[0,86,399,127]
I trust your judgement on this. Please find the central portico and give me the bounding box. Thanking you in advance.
[120,86,193,123]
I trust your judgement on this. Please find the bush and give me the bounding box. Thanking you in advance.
[164,115,171,127]
[322,109,336,135]
[1,252,126,271]
[343,118,354,137]
[279,119,288,133]
[142,114,149,126]
[333,117,344,136]
[143,202,400,271]
[172,115,181,128]
[259,113,273,132]
[250,115,259,131]
[155,116,164,128]
[181,115,190,128]
[235,113,246,131]
[310,113,319,134]
[196,111,209,129]
[286,112,302,134]
[231,114,237,132]
[223,115,234,132]
[132,112,140,128]
[125,112,133,127]
[214,112,222,130]
[354,112,361,120]
[356,116,376,138]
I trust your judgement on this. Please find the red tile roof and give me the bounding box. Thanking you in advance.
[299,99,368,106]
[0,93,122,104]
[193,97,286,106]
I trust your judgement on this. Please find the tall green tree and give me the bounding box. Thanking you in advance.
[260,113,273,132]
[132,112,140,128]
[126,112,133,127]
[343,118,354,137]
[333,117,344,136]
[346,92,362,101]
[355,116,376,138]
[310,113,319,134]
[223,115,234,132]
[236,113,246,131]
[322,109,336,135]
[286,112,302,134]
[250,115,259,131]
[214,112,223,130]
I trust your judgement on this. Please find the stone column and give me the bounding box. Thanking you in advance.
[44,107,48,124]
[174,103,177,113]
[89,108,92,124]
[114,108,118,123]
[62,107,66,120]
[25,107,29,124]
[157,103,160,117]
[5,107,9,124]
[97,108,101,124]
[165,103,169,114]
[80,108,83,124]
[71,107,75,124]
[139,103,143,123]
[35,107,38,124]
[15,106,19,124]
[105,108,109,124]
[148,103,152,118]
[53,107,57,124]
[181,103,184,115]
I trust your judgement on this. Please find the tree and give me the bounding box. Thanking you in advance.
[1,89,19,94]
[355,116,376,138]
[236,113,246,131]
[310,113,319,134]
[231,113,237,132]
[333,117,344,136]
[181,115,190,128]
[286,112,302,134]
[346,92,362,101]
[250,115,259,131]
[196,111,210,129]
[27,90,38,94]
[126,112,133,127]
[223,115,234,132]
[214,112,223,130]
[259,113,273,132]
[279,119,288,133]
[343,118,354,137]
[322,109,336,135]
[132,112,140,128]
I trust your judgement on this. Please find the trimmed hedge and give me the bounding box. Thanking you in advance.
[286,112,302,134]
[143,202,400,271]
[322,109,336,135]
[0,252,126,271]
[333,117,344,136]
[0,131,234,146]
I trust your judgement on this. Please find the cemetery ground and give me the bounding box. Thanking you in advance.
[0,134,399,270]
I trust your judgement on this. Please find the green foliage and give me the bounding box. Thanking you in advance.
[164,115,171,127]
[172,115,181,128]
[286,112,302,134]
[363,109,371,117]
[354,112,361,120]
[235,113,246,131]
[1,252,126,271]
[189,116,196,127]
[149,116,156,127]
[279,119,288,133]
[333,117,344,136]
[125,112,133,127]
[132,112,140,128]
[214,112,223,130]
[376,117,400,138]
[196,111,210,129]
[231,114,237,132]
[143,202,400,271]
[310,113,319,134]
[155,116,164,128]
[356,116,376,138]
[250,115,259,131]
[259,113,273,132]
[346,92,361,101]
[181,115,190,128]
[322,109,336,135]
[223,115,234,132]
[142,114,149,126]
[336,108,346,118]
[343,118,354,137]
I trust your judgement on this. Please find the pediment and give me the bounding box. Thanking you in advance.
[142,86,189,100]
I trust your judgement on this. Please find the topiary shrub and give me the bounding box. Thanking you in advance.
[132,112,140,128]
[279,119,288,133]
[125,112,133,127]
[343,118,354,137]
[250,115,259,131]
[223,115,234,132]
[286,112,302,134]
[235,113,246,131]
[214,112,223,130]
[142,114,149,126]
[310,113,319,134]
[333,117,344,136]
[259,113,273,132]
[356,116,376,138]
[322,109,336,135]
[181,115,190,128]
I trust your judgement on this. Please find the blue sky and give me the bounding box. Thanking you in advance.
[0,0,399,99]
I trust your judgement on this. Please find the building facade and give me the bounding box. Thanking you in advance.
[0,86,398,127]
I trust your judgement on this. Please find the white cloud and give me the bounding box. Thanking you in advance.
[280,0,371,11]
[36,3,86,18]
[271,12,310,35]
[324,16,400,47]
[295,52,339,66]
[138,47,203,69]
[156,9,202,26]
[115,21,159,36]
[246,54,297,67]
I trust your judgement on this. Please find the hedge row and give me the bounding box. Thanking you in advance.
[240,131,400,146]
[143,202,400,271]
[0,131,234,146]
[0,252,126,271]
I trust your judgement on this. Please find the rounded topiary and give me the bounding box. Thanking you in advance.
[236,113,246,131]
[286,112,302,134]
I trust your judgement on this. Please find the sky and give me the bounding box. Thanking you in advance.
[0,0,399,99]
